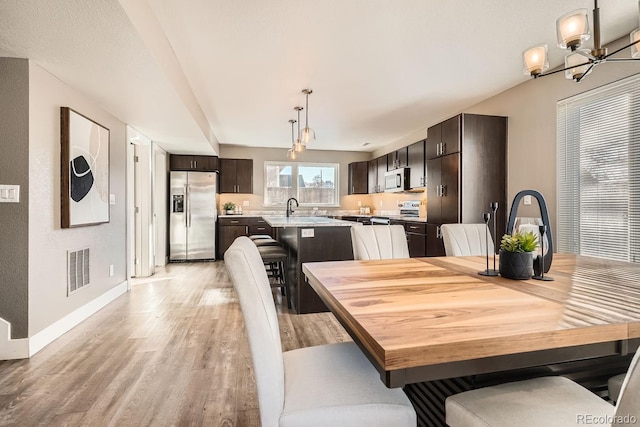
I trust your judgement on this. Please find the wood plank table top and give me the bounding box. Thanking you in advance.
[302,254,640,387]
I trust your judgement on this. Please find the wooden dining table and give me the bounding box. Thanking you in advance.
[302,254,640,389]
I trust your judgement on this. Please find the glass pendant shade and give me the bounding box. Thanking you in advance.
[556,9,590,50]
[632,29,640,59]
[294,139,306,152]
[522,44,549,76]
[564,51,592,80]
[300,127,315,144]
[287,148,297,160]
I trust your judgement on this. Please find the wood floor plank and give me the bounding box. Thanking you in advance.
[0,260,348,426]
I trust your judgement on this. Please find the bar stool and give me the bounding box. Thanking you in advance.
[256,245,291,309]
[249,234,272,241]
[253,238,281,247]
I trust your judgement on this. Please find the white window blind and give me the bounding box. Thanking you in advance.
[557,74,640,262]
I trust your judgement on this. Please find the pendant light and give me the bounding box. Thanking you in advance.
[294,106,306,152]
[300,89,316,144]
[522,0,640,82]
[287,119,297,160]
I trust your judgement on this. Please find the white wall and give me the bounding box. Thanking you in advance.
[373,37,639,239]
[28,62,127,337]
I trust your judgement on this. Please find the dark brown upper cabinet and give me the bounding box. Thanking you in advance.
[348,161,368,195]
[387,147,408,170]
[219,158,253,193]
[426,116,461,160]
[367,157,387,194]
[169,155,219,172]
[407,139,425,189]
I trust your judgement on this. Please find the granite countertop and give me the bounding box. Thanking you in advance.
[262,216,360,227]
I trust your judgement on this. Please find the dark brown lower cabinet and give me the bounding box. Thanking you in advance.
[406,222,426,258]
[426,224,445,257]
[217,217,249,259]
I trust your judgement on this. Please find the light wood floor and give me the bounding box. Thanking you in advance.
[0,261,350,426]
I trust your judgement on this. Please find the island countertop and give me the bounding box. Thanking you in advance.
[262,216,360,227]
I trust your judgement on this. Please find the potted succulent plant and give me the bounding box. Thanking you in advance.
[223,202,236,215]
[499,231,538,280]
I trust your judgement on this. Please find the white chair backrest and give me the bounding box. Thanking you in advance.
[441,223,495,256]
[224,236,284,427]
[351,225,409,260]
[613,349,640,426]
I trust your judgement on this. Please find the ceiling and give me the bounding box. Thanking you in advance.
[0,1,638,155]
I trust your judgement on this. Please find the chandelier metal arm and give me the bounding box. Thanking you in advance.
[606,58,640,63]
[533,60,593,79]
[603,39,640,60]
[575,64,595,83]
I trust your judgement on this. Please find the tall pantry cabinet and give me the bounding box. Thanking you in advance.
[426,114,507,256]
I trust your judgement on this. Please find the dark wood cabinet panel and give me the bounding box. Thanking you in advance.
[170,155,219,172]
[408,140,425,189]
[407,232,426,258]
[440,153,460,224]
[426,224,446,257]
[387,147,408,170]
[217,221,249,258]
[235,159,253,193]
[248,217,272,237]
[426,158,441,224]
[368,160,378,194]
[426,123,442,160]
[348,161,368,194]
[367,157,386,193]
[219,158,253,193]
[376,156,387,193]
[441,115,461,156]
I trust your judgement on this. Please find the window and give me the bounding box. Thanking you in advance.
[557,74,640,262]
[264,161,339,206]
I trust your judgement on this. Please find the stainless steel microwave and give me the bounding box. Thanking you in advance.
[384,168,410,192]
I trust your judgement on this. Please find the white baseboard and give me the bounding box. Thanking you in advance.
[0,318,29,360]
[28,281,128,357]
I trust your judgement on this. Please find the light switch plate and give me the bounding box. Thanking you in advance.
[301,228,315,238]
[110,194,116,205]
[0,185,20,203]
[523,195,532,205]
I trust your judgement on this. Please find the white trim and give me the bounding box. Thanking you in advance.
[0,318,29,360]
[28,281,128,357]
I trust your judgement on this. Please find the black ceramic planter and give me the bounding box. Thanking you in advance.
[499,250,533,280]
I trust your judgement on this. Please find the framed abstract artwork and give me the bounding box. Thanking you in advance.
[60,107,110,228]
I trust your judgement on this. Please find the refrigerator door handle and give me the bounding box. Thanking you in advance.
[187,185,192,227]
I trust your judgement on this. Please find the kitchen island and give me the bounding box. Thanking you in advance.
[263,216,358,314]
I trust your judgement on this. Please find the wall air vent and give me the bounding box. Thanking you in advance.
[67,247,90,295]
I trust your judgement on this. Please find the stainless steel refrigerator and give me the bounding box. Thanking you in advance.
[169,171,217,261]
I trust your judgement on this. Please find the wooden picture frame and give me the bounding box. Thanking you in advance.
[60,107,110,228]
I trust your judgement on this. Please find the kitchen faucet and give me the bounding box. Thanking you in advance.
[286,197,299,217]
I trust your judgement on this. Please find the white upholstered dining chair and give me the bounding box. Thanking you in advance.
[445,348,640,427]
[225,237,416,427]
[440,223,495,256]
[609,373,626,403]
[350,225,410,260]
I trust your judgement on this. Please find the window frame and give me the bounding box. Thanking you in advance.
[263,161,341,207]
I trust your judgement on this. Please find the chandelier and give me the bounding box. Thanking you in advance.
[523,0,640,82]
